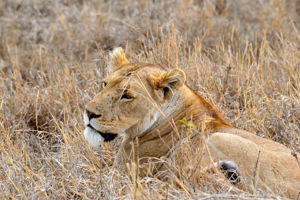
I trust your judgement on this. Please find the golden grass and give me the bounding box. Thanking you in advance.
[0,0,299,199]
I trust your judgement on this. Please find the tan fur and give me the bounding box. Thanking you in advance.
[84,48,300,198]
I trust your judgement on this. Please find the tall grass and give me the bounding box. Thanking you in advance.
[0,0,299,199]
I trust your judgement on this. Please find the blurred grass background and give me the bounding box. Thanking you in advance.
[0,0,299,199]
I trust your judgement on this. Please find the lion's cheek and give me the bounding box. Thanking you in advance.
[124,111,160,137]
[83,127,104,147]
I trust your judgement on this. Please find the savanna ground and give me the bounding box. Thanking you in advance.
[0,0,299,199]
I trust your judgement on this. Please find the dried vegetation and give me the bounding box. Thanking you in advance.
[0,0,299,199]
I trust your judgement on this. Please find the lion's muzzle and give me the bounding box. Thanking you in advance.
[83,112,118,147]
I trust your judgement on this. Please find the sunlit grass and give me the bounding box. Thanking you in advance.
[0,0,299,199]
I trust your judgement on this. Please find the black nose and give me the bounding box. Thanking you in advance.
[86,109,102,120]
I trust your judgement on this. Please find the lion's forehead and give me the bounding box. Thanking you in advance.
[108,63,164,80]
[105,64,164,89]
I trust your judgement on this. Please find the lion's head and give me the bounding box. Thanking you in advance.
[83,47,186,147]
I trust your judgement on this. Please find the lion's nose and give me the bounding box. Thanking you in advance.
[86,109,102,120]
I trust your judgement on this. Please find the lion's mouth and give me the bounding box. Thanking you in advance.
[87,124,118,142]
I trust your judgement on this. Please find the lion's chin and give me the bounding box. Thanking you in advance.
[84,127,103,147]
[84,125,118,147]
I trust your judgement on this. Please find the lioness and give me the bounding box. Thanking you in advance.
[83,47,300,198]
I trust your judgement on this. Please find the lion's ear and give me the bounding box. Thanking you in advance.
[158,68,186,88]
[149,68,186,99]
[109,47,129,72]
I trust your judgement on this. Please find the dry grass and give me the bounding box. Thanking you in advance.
[0,0,299,199]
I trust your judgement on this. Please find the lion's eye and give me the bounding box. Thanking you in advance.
[121,94,132,100]
[102,82,107,88]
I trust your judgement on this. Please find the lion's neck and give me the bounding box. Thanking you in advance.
[183,86,231,130]
[135,86,232,157]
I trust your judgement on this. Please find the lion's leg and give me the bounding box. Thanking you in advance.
[205,132,270,192]
[205,132,300,198]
